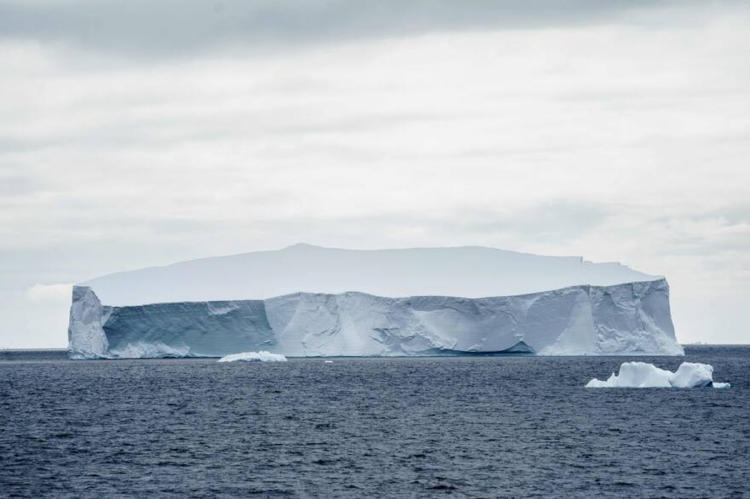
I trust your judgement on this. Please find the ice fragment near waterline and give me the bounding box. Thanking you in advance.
[586,361,729,388]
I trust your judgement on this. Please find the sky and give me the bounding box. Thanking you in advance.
[1,0,749,348]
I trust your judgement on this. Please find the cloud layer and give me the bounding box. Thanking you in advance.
[0,0,677,58]
[1,0,749,347]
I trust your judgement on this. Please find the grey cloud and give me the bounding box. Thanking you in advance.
[257,201,612,245]
[0,110,463,156]
[0,0,684,58]
[714,204,750,225]
[0,174,43,197]
[452,202,611,242]
[638,209,750,257]
[12,201,609,253]
[0,138,41,155]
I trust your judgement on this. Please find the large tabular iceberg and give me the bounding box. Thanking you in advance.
[68,244,684,359]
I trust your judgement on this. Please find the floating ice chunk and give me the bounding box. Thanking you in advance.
[217,351,287,363]
[586,362,672,388]
[586,361,729,388]
[670,362,714,388]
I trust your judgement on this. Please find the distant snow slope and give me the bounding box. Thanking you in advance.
[82,244,658,305]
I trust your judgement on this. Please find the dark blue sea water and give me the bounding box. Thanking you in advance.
[1,346,749,497]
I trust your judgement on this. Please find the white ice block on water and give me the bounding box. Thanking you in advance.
[67,244,684,359]
[586,361,730,388]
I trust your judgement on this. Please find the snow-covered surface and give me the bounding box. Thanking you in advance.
[217,351,287,363]
[81,244,659,305]
[586,361,729,388]
[68,279,683,359]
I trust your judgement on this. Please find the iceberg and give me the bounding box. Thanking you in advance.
[218,351,287,363]
[68,244,683,359]
[586,361,730,388]
[68,279,683,359]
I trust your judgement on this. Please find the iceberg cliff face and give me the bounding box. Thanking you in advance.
[68,286,109,359]
[68,279,683,359]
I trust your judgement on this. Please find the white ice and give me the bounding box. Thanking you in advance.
[68,244,682,360]
[586,361,730,388]
[217,351,288,363]
[81,244,658,305]
[69,278,683,359]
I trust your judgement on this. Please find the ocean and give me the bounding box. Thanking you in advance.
[1,346,748,497]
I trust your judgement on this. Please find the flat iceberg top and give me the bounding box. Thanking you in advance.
[586,362,730,389]
[81,244,658,306]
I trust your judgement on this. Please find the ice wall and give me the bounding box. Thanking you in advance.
[68,279,683,358]
[68,286,109,359]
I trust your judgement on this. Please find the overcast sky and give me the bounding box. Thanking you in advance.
[2,0,749,348]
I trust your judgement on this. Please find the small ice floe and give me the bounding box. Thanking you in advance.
[586,361,730,389]
[217,351,287,363]
[324,360,333,364]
